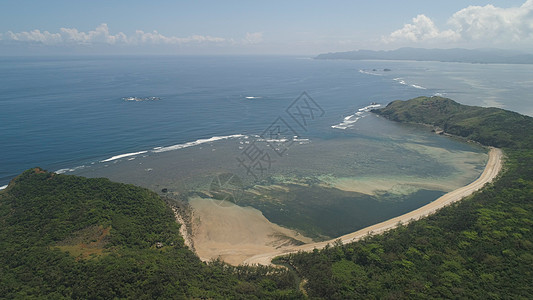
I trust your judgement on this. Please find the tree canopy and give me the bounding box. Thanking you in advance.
[281,96,533,298]
[0,168,302,299]
[1,96,532,298]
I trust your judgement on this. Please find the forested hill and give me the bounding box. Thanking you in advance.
[0,168,302,298]
[282,97,533,299]
[315,48,533,64]
[374,96,533,149]
[2,97,532,299]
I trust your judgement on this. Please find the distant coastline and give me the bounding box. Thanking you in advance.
[315,47,533,64]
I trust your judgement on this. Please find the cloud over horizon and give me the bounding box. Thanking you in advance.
[243,32,263,45]
[0,23,259,47]
[385,0,533,47]
[2,2,533,55]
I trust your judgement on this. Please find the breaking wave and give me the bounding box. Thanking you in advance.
[331,103,381,130]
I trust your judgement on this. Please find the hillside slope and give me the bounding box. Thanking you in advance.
[374,96,533,149]
[283,97,533,298]
[2,96,532,299]
[315,48,533,64]
[0,168,301,299]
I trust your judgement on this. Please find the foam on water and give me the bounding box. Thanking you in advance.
[359,69,383,76]
[123,96,161,102]
[4,56,528,187]
[394,78,407,85]
[66,134,249,172]
[411,84,427,90]
[332,104,381,130]
[55,165,86,174]
[101,151,148,162]
[358,104,381,111]
[331,116,361,129]
[152,134,245,153]
[393,78,426,90]
[256,138,289,143]
[0,185,7,190]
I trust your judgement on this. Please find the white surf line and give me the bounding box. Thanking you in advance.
[100,151,148,163]
[331,104,381,130]
[153,134,245,153]
[243,147,503,266]
[411,84,427,90]
[103,134,246,162]
[55,135,247,175]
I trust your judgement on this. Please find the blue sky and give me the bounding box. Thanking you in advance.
[0,0,531,55]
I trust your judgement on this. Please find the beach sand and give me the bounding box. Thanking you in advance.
[187,196,313,265]
[320,143,488,196]
[243,147,503,265]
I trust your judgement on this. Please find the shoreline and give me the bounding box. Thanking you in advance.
[184,196,313,265]
[244,147,503,266]
[171,206,195,252]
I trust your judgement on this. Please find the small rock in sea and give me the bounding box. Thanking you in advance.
[161,188,168,193]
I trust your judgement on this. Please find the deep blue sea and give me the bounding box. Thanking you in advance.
[1,55,532,187]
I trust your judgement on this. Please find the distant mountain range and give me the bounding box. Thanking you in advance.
[315,48,533,64]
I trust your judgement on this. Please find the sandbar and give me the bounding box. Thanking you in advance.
[244,147,503,265]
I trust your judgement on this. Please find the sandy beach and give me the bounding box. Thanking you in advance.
[185,196,313,265]
[244,147,503,266]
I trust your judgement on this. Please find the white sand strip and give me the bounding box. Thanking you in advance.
[244,147,503,266]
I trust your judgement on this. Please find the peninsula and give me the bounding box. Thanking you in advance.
[315,47,533,64]
[1,96,531,298]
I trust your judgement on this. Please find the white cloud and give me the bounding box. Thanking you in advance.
[387,14,458,43]
[243,32,263,44]
[385,0,533,46]
[5,29,62,45]
[130,30,226,45]
[59,24,127,45]
[448,1,533,42]
[0,23,230,46]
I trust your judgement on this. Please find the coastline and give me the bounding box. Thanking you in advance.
[162,138,487,265]
[244,147,503,266]
[184,196,313,266]
[171,205,195,252]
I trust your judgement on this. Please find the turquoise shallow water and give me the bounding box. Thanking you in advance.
[2,56,532,186]
[1,55,529,236]
[69,112,488,238]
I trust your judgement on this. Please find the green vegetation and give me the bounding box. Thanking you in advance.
[1,96,532,298]
[279,97,533,298]
[0,168,302,298]
[374,96,533,149]
[315,48,533,64]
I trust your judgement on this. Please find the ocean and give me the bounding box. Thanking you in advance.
[2,55,531,187]
[1,55,531,237]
